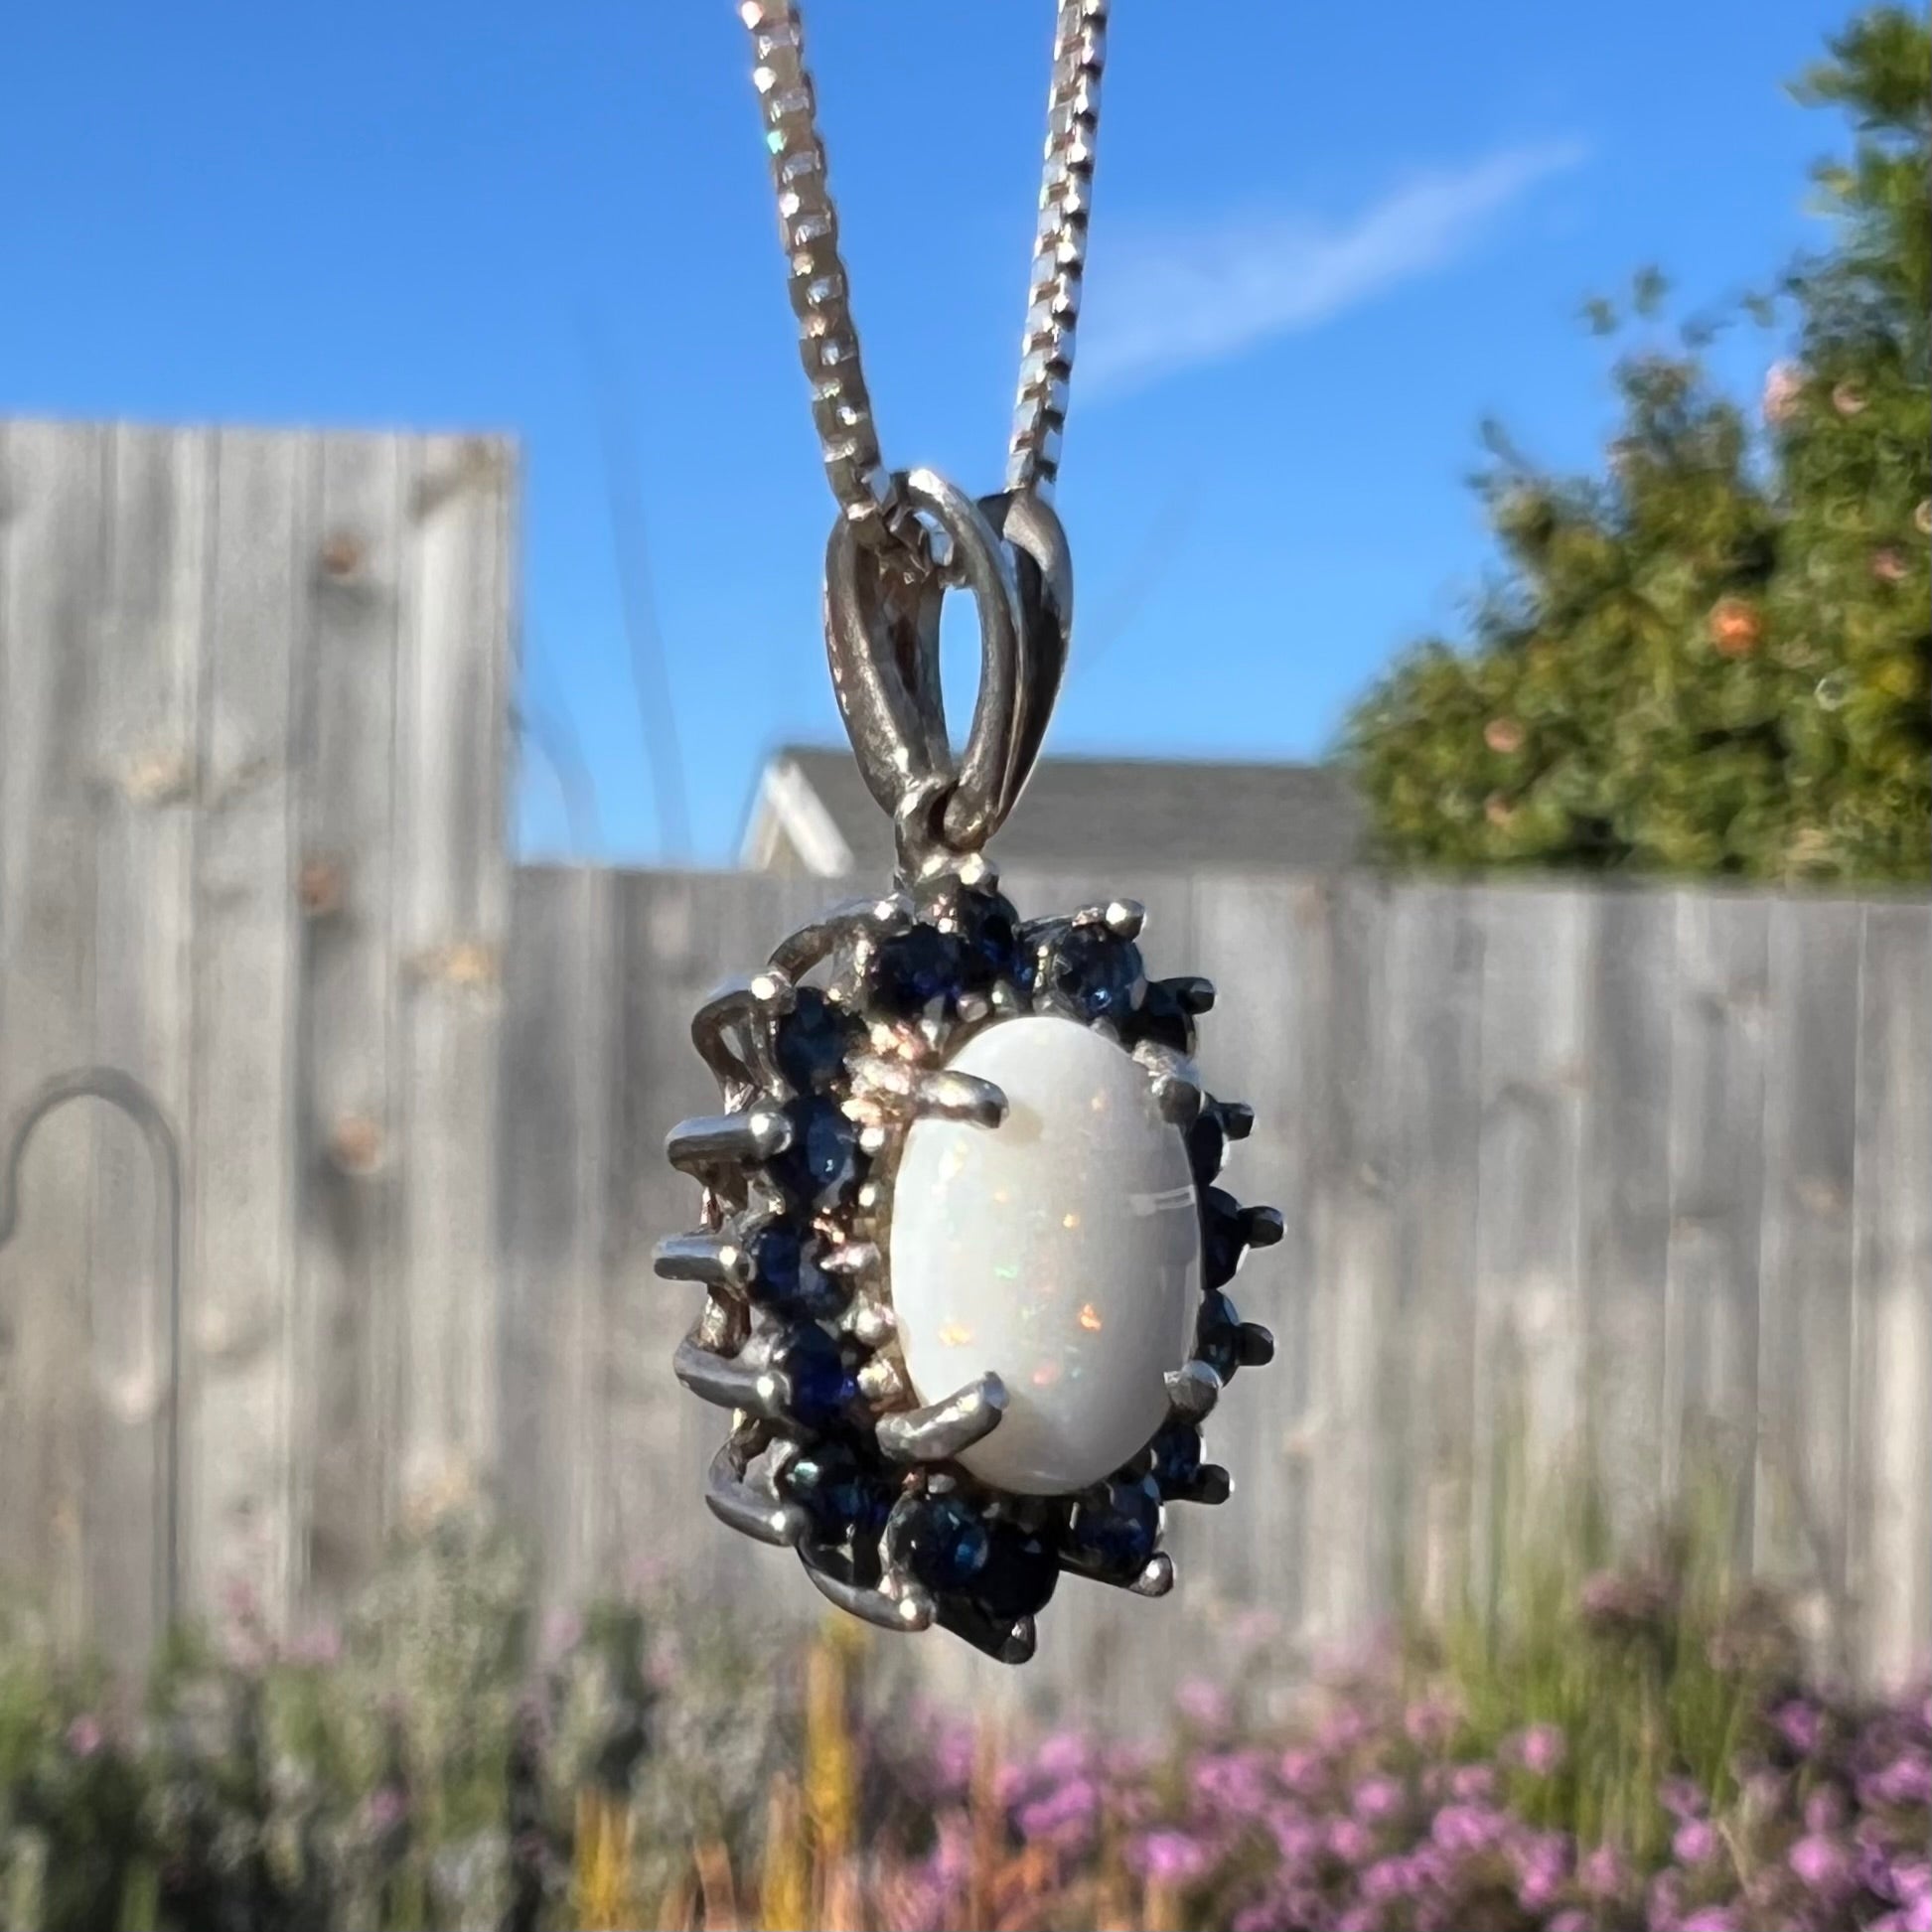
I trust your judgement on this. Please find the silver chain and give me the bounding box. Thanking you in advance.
[741,1,1106,576]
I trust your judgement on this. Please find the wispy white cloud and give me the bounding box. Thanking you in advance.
[1081,141,1588,395]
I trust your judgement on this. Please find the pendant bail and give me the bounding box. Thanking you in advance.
[822,468,1072,875]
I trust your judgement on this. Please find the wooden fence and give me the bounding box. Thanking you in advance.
[1,419,1926,1718]
[500,864,1930,1719]
[0,420,516,1667]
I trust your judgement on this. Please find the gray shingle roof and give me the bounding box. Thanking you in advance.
[758,745,1367,878]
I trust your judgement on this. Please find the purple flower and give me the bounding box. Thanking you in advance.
[1278,1747,1327,1800]
[1266,1805,1324,1868]
[1317,1704,1371,1754]
[1177,1677,1232,1732]
[1659,1775,1707,1820]
[1512,1834,1570,1910]
[1510,1722,1566,1775]
[1034,1730,1087,1781]
[1863,1753,1932,1808]
[1681,1910,1739,1932]
[1774,1699,1824,1756]
[1673,1819,1719,1866]
[1191,1748,1272,1817]
[1015,1775,1098,1846]
[1790,1833,1853,1896]
[932,1725,974,1797]
[1404,1695,1458,1751]
[1804,1784,1848,1833]
[1361,1856,1412,1902]
[1352,1774,1405,1824]
[1327,1816,1376,1865]
[1431,1803,1505,1855]
[1580,1844,1627,1898]
[1131,1831,1212,1887]
[1449,1762,1496,1804]
[1896,1861,1930,1907]
[1548,1913,1591,1932]
[65,1714,103,1758]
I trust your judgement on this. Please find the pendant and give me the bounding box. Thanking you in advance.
[658,473,1279,1663]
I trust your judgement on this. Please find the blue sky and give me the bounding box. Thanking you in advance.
[4,0,1855,864]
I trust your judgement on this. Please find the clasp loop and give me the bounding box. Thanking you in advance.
[822,468,1072,874]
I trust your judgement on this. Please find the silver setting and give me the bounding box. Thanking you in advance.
[658,868,1279,1663]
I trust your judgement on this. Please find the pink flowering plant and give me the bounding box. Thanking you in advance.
[0,1477,1926,1931]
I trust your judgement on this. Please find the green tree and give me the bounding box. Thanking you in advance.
[1345,7,1930,881]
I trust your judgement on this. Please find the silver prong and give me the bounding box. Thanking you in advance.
[1245,1205,1285,1249]
[1134,1043,1203,1127]
[692,1291,748,1356]
[1130,1552,1176,1597]
[1220,1101,1256,1140]
[912,1069,1007,1128]
[841,1299,896,1347]
[770,893,912,981]
[704,1447,808,1547]
[1167,974,1215,1014]
[876,1372,1007,1464]
[1104,898,1145,939]
[672,1336,790,1420]
[1164,1359,1223,1421]
[666,1107,792,1174]
[819,1240,878,1277]
[800,1557,935,1633]
[691,969,794,1092]
[653,1231,756,1289]
[955,989,993,1026]
[857,1355,910,1405]
[1172,1463,1233,1506]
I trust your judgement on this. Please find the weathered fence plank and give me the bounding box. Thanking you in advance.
[1470,887,1589,1613]
[1385,884,1485,1624]
[85,424,207,1664]
[1664,892,1770,1555]
[0,422,109,1637]
[391,435,514,1515]
[189,429,309,1624]
[293,431,408,1609]
[1580,889,1678,1548]
[1849,902,1931,1691]
[1754,895,1864,1668]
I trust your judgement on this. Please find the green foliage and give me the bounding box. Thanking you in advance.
[1346,7,1931,882]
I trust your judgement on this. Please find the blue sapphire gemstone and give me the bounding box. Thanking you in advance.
[767,1096,865,1210]
[774,1323,858,1430]
[1195,1288,1244,1381]
[957,888,1032,993]
[781,1439,888,1541]
[774,986,854,1095]
[1200,1186,1246,1289]
[1125,977,1196,1056]
[867,923,966,1019]
[1066,1478,1160,1575]
[1046,926,1142,1020]
[747,1224,849,1320]
[971,1524,1060,1620]
[1186,1111,1227,1187]
[894,1493,991,1592]
[1150,1423,1204,1495]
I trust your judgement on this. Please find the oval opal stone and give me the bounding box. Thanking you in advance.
[889,1015,1201,1495]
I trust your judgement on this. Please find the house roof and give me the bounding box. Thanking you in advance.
[742,744,1367,878]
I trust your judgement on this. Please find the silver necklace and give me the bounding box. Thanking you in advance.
[657,0,1280,1664]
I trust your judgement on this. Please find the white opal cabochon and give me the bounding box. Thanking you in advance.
[888,1015,1201,1495]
